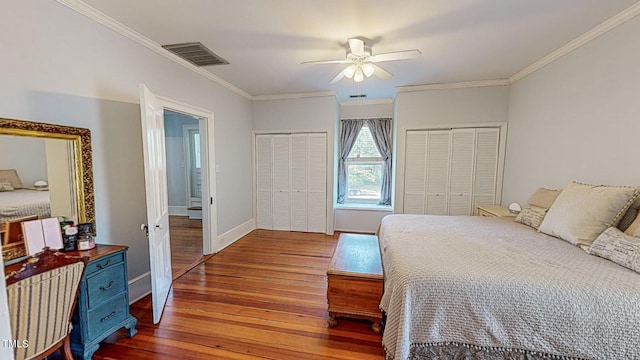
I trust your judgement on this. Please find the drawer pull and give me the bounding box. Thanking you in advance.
[100,311,117,323]
[99,281,114,291]
[96,259,112,269]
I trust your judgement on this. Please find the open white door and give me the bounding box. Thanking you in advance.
[139,84,172,324]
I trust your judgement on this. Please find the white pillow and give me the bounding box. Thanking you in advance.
[538,181,639,248]
[589,227,640,273]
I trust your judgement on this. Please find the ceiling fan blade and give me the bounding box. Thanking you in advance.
[301,59,350,65]
[370,63,393,80]
[369,49,422,62]
[329,69,346,84]
[348,38,365,56]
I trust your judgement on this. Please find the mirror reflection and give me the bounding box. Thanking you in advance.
[0,118,94,262]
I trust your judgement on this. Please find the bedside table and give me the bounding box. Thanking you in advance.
[476,205,517,218]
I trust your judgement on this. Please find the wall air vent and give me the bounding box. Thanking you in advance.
[349,94,367,98]
[162,42,229,67]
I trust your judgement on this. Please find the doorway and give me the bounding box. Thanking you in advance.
[163,111,206,279]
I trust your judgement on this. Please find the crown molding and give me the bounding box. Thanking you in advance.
[396,79,510,93]
[340,99,393,106]
[509,1,640,83]
[251,91,336,101]
[57,0,253,100]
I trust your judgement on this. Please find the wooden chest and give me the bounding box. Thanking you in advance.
[327,233,383,332]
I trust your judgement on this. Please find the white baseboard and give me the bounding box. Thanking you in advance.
[169,206,188,216]
[216,218,255,252]
[128,271,151,304]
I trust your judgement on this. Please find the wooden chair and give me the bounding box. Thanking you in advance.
[5,248,86,360]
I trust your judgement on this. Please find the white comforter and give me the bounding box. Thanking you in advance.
[378,214,640,360]
[0,189,51,222]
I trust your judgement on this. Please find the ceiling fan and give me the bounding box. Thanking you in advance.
[303,38,421,84]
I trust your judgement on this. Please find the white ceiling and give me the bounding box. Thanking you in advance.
[81,0,638,102]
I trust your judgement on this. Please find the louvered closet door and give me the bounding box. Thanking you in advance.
[272,135,291,230]
[425,131,450,215]
[448,129,475,215]
[307,133,327,233]
[290,134,308,232]
[472,128,500,210]
[256,135,273,229]
[403,131,427,214]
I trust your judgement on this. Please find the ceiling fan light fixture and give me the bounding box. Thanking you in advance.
[362,63,375,77]
[354,67,365,82]
[343,64,357,78]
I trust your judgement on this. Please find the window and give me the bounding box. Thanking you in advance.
[345,125,383,203]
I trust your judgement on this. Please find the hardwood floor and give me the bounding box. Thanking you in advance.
[93,230,385,359]
[169,215,206,280]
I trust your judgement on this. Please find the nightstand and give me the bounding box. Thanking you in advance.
[476,205,517,218]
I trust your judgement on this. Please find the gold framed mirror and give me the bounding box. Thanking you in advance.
[0,117,94,261]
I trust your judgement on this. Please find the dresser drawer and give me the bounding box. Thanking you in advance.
[86,264,126,308]
[85,252,125,276]
[86,295,128,340]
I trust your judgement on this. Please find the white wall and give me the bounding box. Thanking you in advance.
[0,1,254,298]
[252,96,338,233]
[0,135,47,186]
[503,15,640,205]
[394,86,510,212]
[340,101,393,119]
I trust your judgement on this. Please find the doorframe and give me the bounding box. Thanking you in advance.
[156,95,218,254]
[182,124,202,212]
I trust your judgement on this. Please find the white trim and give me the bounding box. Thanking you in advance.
[128,271,151,304]
[340,98,394,106]
[57,0,252,100]
[396,79,510,93]
[154,93,218,255]
[509,2,640,83]
[168,206,188,216]
[216,218,256,252]
[252,91,337,101]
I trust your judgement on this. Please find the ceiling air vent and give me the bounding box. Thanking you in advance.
[162,42,229,67]
[349,94,367,98]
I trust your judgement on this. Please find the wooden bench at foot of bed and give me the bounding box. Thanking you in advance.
[326,233,383,333]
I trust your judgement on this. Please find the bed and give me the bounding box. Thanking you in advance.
[378,213,640,360]
[0,188,51,222]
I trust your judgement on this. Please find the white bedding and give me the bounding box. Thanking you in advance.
[0,189,51,222]
[378,214,640,360]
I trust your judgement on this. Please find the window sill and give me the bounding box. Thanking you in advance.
[335,203,393,212]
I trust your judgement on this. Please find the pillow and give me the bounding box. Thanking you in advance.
[526,188,561,209]
[515,204,548,230]
[589,227,640,273]
[538,181,639,248]
[0,169,23,189]
[625,213,640,237]
[618,196,640,232]
[0,179,14,192]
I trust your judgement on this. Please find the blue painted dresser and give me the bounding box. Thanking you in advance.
[70,245,138,359]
